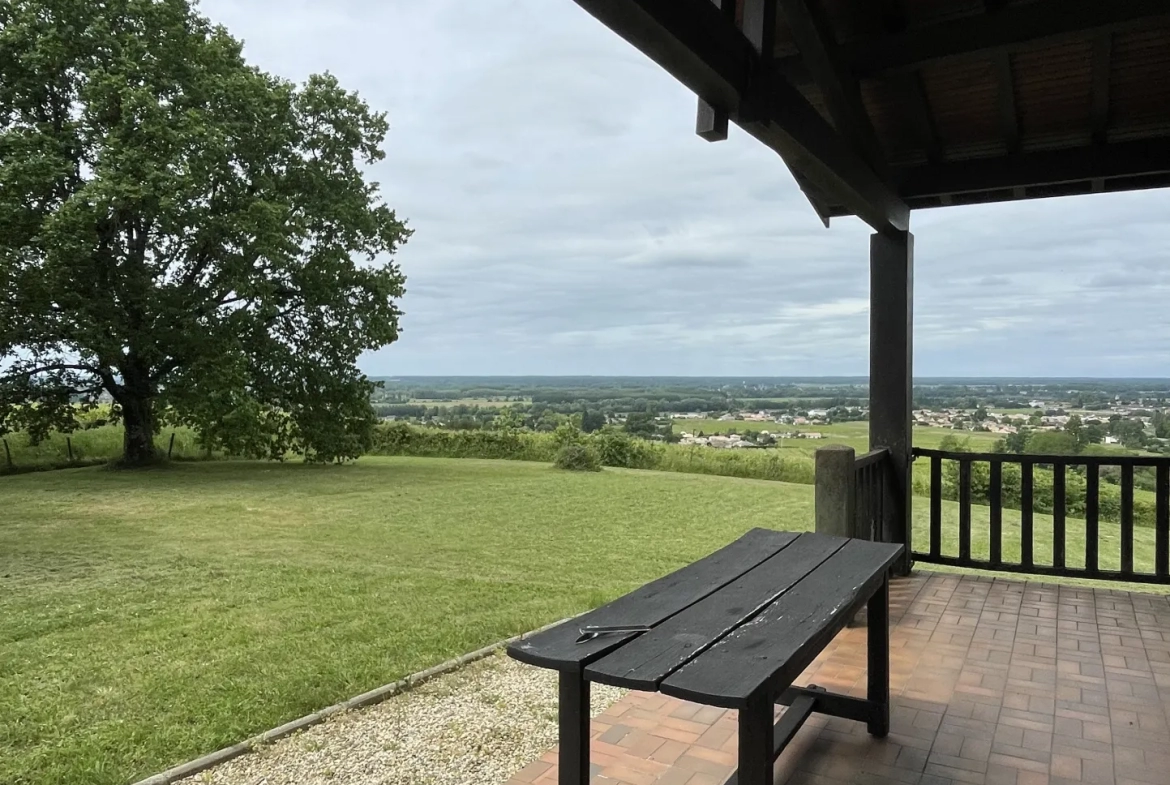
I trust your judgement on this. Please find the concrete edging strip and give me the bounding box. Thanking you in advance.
[129,616,572,785]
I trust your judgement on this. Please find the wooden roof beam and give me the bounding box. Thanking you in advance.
[779,0,887,172]
[993,51,1020,155]
[893,137,1170,197]
[695,0,736,141]
[897,72,941,163]
[1091,33,1112,146]
[843,0,1170,77]
[572,0,909,233]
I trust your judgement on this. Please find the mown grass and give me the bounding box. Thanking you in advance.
[2,456,1165,785]
[1,457,813,785]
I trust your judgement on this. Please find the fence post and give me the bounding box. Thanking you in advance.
[2,438,11,469]
[815,445,857,539]
[168,432,176,459]
[67,437,74,462]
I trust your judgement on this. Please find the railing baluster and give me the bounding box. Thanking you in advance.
[1121,464,1134,574]
[871,465,878,539]
[1053,463,1066,570]
[858,465,869,539]
[1158,464,1170,580]
[959,459,972,563]
[989,460,1003,568]
[1021,460,1034,569]
[930,455,941,559]
[1085,465,1099,574]
[908,447,1170,585]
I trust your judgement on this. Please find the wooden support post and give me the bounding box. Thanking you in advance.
[870,230,913,575]
[67,437,74,463]
[558,672,590,785]
[815,445,856,539]
[3,438,11,469]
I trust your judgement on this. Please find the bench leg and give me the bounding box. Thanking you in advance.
[738,692,774,785]
[867,573,890,738]
[559,671,590,785]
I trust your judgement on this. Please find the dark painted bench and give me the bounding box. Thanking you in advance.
[507,529,904,785]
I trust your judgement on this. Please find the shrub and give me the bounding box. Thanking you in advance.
[552,422,584,450]
[593,426,660,469]
[554,443,601,472]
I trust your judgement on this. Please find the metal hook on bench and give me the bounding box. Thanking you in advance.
[575,624,652,643]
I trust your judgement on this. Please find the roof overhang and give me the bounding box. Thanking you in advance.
[572,0,1170,232]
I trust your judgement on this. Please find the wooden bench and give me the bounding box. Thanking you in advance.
[507,529,904,785]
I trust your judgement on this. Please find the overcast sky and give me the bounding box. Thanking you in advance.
[202,0,1169,378]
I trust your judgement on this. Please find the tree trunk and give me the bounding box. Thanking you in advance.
[121,393,158,467]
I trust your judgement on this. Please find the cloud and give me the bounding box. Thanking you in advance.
[200,0,1170,377]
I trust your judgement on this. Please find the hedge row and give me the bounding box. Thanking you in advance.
[370,423,816,485]
[371,423,1161,529]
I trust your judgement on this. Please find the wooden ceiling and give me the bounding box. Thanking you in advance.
[572,0,1170,232]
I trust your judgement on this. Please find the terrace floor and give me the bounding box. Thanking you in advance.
[507,571,1170,785]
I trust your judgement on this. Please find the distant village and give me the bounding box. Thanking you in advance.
[673,398,1167,450]
[675,407,842,449]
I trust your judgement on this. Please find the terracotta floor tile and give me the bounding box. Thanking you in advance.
[505,573,1170,785]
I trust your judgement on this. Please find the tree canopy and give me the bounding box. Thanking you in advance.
[0,0,409,464]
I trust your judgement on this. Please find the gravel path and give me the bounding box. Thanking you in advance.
[180,652,624,785]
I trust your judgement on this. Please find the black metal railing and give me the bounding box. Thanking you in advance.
[912,447,1170,584]
[854,448,891,543]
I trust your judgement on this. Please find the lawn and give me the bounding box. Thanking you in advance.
[1,457,812,785]
[3,456,1165,785]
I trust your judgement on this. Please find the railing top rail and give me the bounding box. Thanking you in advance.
[854,448,890,470]
[912,446,1170,468]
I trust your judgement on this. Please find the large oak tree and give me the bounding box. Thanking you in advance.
[0,0,409,464]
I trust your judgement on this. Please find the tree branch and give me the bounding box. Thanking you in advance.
[6,362,99,379]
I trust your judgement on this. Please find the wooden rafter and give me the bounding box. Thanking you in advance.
[742,0,778,60]
[573,0,909,233]
[842,0,1170,77]
[1091,33,1112,146]
[696,0,736,141]
[779,0,886,171]
[898,72,941,163]
[893,137,1170,198]
[873,0,907,34]
[993,51,1020,155]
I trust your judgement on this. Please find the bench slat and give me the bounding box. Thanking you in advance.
[659,538,902,708]
[508,528,799,672]
[585,532,848,690]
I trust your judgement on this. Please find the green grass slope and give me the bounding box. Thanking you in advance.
[0,457,811,785]
[1,456,1163,785]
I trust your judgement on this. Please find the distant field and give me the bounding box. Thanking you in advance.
[407,397,527,407]
[671,418,1001,453]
